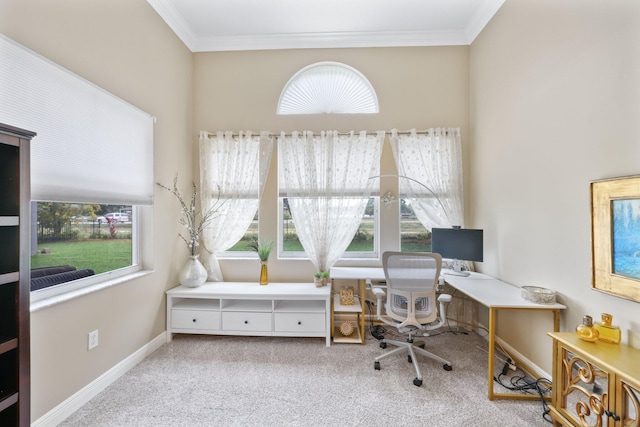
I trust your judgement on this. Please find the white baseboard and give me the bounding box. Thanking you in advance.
[495,336,551,380]
[32,332,167,427]
[468,321,551,380]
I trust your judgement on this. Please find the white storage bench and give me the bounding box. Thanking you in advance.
[166,282,332,346]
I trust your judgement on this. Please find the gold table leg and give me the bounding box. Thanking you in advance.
[359,279,366,344]
[488,307,496,400]
[488,308,561,400]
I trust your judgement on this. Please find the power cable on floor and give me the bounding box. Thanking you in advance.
[494,364,553,424]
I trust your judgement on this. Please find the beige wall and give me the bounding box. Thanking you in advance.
[9,0,635,419]
[0,0,193,420]
[193,47,470,280]
[470,0,640,372]
[0,0,471,420]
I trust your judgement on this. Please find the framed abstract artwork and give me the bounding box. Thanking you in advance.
[591,175,640,302]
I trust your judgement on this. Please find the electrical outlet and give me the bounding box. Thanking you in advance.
[88,330,99,350]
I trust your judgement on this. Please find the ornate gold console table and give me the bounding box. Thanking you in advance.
[548,332,640,426]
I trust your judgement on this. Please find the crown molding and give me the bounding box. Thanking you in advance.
[190,30,469,53]
[147,0,198,50]
[464,0,505,43]
[148,0,504,53]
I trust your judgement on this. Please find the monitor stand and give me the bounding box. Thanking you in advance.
[444,259,470,277]
[444,269,470,277]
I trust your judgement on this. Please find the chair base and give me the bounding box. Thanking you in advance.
[374,338,452,386]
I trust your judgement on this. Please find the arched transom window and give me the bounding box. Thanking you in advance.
[277,62,379,115]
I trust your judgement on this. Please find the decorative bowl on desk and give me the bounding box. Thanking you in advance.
[521,286,557,304]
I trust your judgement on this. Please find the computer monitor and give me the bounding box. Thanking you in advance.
[431,227,483,276]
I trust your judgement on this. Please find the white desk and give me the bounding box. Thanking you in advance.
[328,267,566,400]
[329,267,385,282]
[443,272,566,400]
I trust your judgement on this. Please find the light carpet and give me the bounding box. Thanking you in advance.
[60,331,550,426]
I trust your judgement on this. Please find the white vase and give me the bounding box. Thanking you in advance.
[179,255,208,287]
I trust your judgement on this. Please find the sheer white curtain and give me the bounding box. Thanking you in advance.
[390,128,464,229]
[279,131,384,272]
[200,131,274,281]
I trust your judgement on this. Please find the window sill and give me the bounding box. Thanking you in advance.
[30,269,153,313]
[217,251,259,260]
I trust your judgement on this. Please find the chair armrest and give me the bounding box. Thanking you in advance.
[372,287,386,298]
[437,294,452,303]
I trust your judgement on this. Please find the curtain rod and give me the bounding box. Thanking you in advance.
[201,129,457,138]
[392,129,456,136]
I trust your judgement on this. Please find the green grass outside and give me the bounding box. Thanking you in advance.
[31,233,429,273]
[227,218,432,253]
[31,240,132,274]
[401,241,432,252]
[278,240,374,252]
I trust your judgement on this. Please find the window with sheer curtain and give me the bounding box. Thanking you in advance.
[278,131,384,272]
[389,128,464,252]
[199,131,274,281]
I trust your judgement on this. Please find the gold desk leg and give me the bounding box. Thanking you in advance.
[488,307,496,400]
[360,279,366,344]
[553,309,560,332]
[489,308,561,401]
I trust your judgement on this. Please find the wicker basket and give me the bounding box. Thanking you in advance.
[521,286,556,304]
[339,286,354,305]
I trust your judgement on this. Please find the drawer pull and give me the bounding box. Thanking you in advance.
[192,319,197,322]
[244,320,248,324]
[605,411,620,421]
[298,321,302,325]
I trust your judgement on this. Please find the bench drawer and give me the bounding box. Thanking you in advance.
[222,312,272,332]
[172,309,220,330]
[275,312,325,333]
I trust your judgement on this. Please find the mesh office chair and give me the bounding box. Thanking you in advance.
[372,251,453,386]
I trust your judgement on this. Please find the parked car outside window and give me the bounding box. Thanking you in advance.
[104,212,129,223]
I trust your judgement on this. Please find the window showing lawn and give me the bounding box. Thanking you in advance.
[400,198,432,252]
[225,214,259,252]
[31,202,135,292]
[31,240,131,274]
[278,197,377,258]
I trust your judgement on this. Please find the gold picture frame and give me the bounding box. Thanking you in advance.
[591,175,640,302]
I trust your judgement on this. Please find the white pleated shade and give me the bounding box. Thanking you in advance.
[0,35,154,205]
[277,62,379,115]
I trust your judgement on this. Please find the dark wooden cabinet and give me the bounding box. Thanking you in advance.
[0,123,34,426]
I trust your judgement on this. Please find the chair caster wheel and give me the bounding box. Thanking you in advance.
[374,361,380,370]
[380,342,387,349]
[407,355,412,363]
[413,378,423,387]
[443,364,452,371]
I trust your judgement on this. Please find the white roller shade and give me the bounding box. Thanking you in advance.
[0,34,154,205]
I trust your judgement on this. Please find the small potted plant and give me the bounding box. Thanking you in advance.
[249,239,274,286]
[314,272,323,287]
[321,271,330,287]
